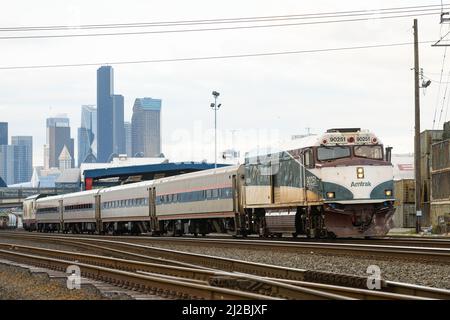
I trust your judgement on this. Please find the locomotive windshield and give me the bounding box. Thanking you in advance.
[317,146,351,161]
[354,145,383,160]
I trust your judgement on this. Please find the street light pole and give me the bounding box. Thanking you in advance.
[211,91,221,169]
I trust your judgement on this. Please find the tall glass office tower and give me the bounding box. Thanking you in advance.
[131,98,162,157]
[11,136,33,183]
[0,122,8,145]
[112,94,125,155]
[97,66,114,162]
[78,105,97,166]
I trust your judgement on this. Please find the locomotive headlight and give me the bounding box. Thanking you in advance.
[385,189,392,197]
[356,167,364,179]
[326,192,335,199]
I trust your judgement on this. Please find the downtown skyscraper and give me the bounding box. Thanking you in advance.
[11,136,33,183]
[124,121,132,157]
[112,94,125,155]
[0,122,7,146]
[0,123,33,185]
[78,105,97,166]
[45,115,74,169]
[96,66,114,162]
[96,66,124,162]
[131,98,162,157]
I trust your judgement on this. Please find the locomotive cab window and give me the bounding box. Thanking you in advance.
[354,145,383,160]
[317,146,351,161]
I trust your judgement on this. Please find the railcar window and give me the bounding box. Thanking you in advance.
[354,145,383,160]
[317,146,351,161]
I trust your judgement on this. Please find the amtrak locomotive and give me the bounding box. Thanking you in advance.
[23,128,394,238]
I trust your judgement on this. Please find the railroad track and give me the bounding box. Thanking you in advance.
[0,232,449,299]
[0,242,437,300]
[3,230,450,248]
[4,231,448,263]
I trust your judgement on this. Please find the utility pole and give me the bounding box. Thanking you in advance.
[413,19,422,233]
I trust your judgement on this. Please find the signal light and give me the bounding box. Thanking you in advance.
[347,136,355,143]
[357,167,364,179]
[326,192,335,199]
[385,189,392,197]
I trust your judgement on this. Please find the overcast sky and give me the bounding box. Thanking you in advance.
[0,0,449,166]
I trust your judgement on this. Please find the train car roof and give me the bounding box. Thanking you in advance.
[153,165,240,184]
[24,194,43,201]
[98,180,155,194]
[62,189,100,199]
[35,194,63,202]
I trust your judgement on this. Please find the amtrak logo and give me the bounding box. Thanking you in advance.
[351,181,372,187]
[306,176,318,188]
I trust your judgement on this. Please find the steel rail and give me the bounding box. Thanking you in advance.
[110,236,450,262]
[4,231,448,262]
[3,231,450,247]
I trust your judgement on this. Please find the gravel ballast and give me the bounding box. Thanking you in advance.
[0,263,104,300]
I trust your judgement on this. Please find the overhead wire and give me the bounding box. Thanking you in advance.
[0,5,447,32]
[0,12,444,40]
[432,22,446,130]
[437,24,450,128]
[0,40,436,70]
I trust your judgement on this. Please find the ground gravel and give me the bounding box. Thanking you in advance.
[0,263,104,300]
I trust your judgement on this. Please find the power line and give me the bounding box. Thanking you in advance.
[432,24,448,130]
[0,40,435,70]
[0,12,441,40]
[0,5,447,32]
[424,74,450,83]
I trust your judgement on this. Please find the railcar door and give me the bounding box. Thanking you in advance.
[149,187,158,232]
[95,195,102,234]
[59,199,64,232]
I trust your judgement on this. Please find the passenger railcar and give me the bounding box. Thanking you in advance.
[153,166,243,236]
[62,190,99,233]
[99,181,151,234]
[35,195,63,232]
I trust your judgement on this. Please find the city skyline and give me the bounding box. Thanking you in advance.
[1,1,450,167]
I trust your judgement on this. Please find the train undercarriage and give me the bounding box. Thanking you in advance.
[251,201,395,238]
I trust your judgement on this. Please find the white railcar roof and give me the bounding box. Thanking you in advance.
[153,165,240,185]
[99,180,154,194]
[24,194,41,201]
[62,189,100,200]
[36,194,63,203]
